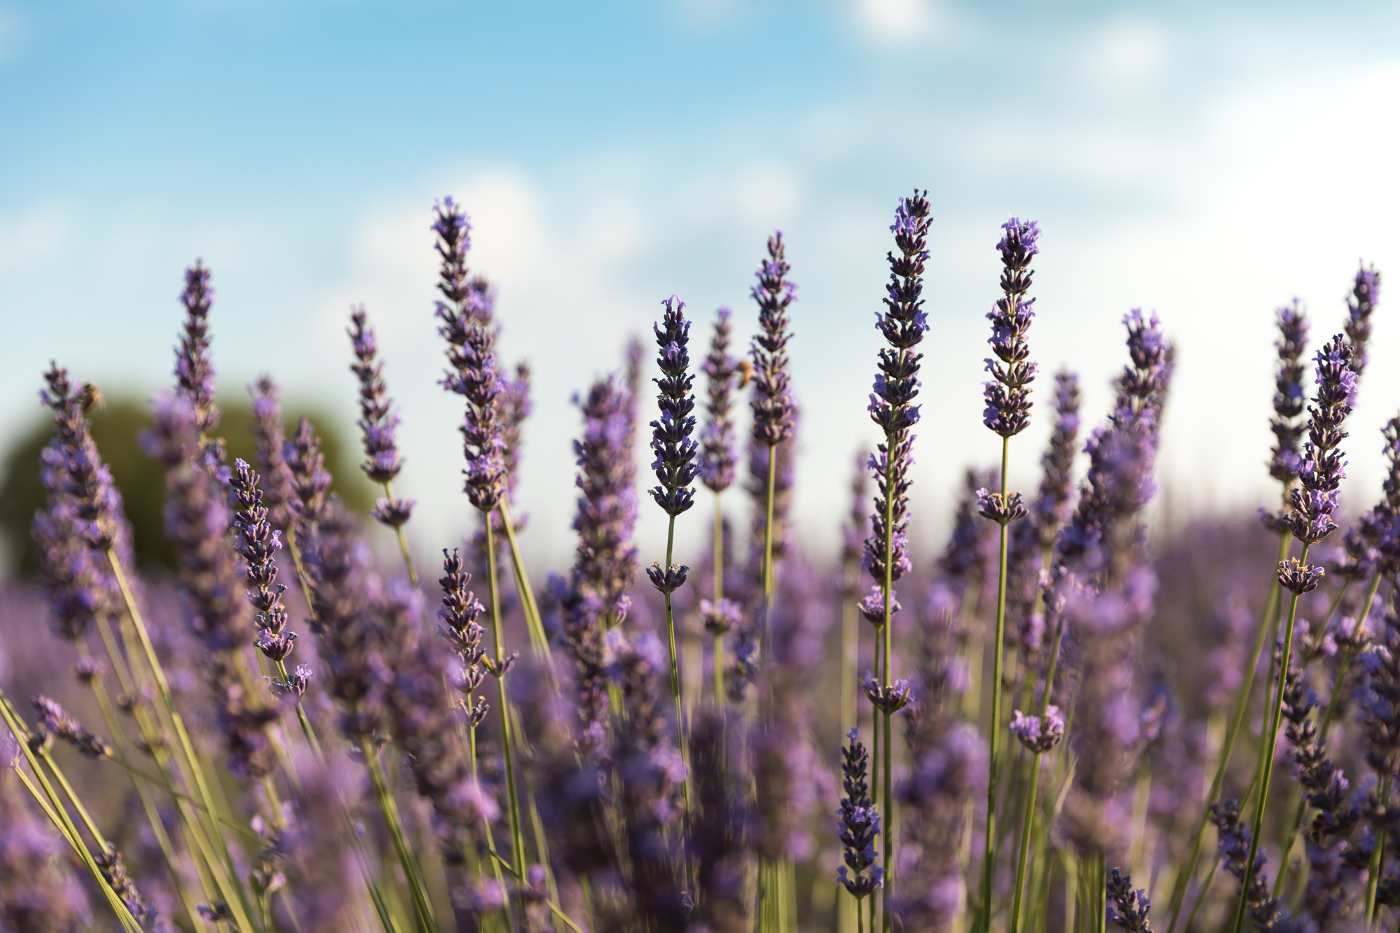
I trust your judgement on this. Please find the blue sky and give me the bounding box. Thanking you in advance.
[4,1,1400,566]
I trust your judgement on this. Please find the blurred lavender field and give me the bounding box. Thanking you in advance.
[0,182,1396,933]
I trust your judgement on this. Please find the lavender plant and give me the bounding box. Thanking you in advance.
[6,190,1400,933]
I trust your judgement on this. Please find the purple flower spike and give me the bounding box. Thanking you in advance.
[174,260,219,439]
[1286,336,1356,546]
[837,728,883,899]
[146,394,278,779]
[983,217,1039,438]
[347,305,414,528]
[863,191,933,609]
[750,231,797,447]
[699,307,740,493]
[285,417,332,543]
[1107,867,1153,932]
[39,364,122,551]
[648,295,699,520]
[1345,261,1380,375]
[249,376,296,535]
[1268,301,1310,487]
[433,197,506,513]
[229,458,297,666]
[32,695,111,759]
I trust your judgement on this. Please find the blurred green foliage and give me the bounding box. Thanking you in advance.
[0,393,371,576]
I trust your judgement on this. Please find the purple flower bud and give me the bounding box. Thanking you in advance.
[1346,262,1380,375]
[750,231,797,447]
[837,728,883,899]
[348,305,415,527]
[648,296,699,519]
[1009,705,1064,753]
[174,260,219,438]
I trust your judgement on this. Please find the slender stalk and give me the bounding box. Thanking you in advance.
[89,677,205,928]
[497,500,553,664]
[1231,543,1311,933]
[364,742,438,932]
[1165,528,1291,932]
[105,546,261,928]
[1273,568,1383,898]
[0,694,146,933]
[713,493,727,702]
[877,426,899,932]
[1365,774,1390,922]
[1011,615,1065,931]
[484,515,528,885]
[382,479,418,585]
[980,436,1012,931]
[660,512,695,838]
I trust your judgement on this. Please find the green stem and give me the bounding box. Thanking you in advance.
[661,513,693,822]
[89,678,205,928]
[364,743,438,932]
[484,515,528,886]
[1274,570,1381,899]
[878,425,901,933]
[980,436,1012,932]
[1165,528,1292,932]
[105,547,260,931]
[382,479,418,585]
[0,694,146,932]
[1011,614,1065,932]
[498,500,553,665]
[713,492,727,703]
[1366,774,1390,923]
[1232,542,1311,933]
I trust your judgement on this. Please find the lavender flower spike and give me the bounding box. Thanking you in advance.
[434,198,506,513]
[1267,300,1310,489]
[700,307,739,493]
[249,375,296,536]
[1345,261,1380,375]
[750,231,797,448]
[982,217,1040,439]
[348,305,414,529]
[174,260,219,438]
[837,728,883,899]
[1107,867,1153,932]
[32,695,112,759]
[229,458,298,669]
[1285,336,1356,548]
[647,295,700,524]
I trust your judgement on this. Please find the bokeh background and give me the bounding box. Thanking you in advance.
[4,0,1400,572]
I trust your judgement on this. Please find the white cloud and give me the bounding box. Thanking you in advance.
[0,202,69,276]
[1081,18,1170,91]
[851,0,943,44]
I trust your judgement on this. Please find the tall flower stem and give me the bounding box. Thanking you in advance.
[712,494,726,701]
[362,740,438,932]
[382,478,417,584]
[1273,567,1383,897]
[662,511,691,815]
[1011,610,1065,932]
[1231,544,1310,933]
[497,499,552,665]
[0,695,146,933]
[484,515,528,887]
[764,444,778,605]
[1365,773,1390,922]
[979,436,1012,931]
[1165,528,1291,931]
[104,547,258,927]
[879,430,898,933]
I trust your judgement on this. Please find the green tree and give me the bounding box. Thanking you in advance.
[0,393,370,576]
